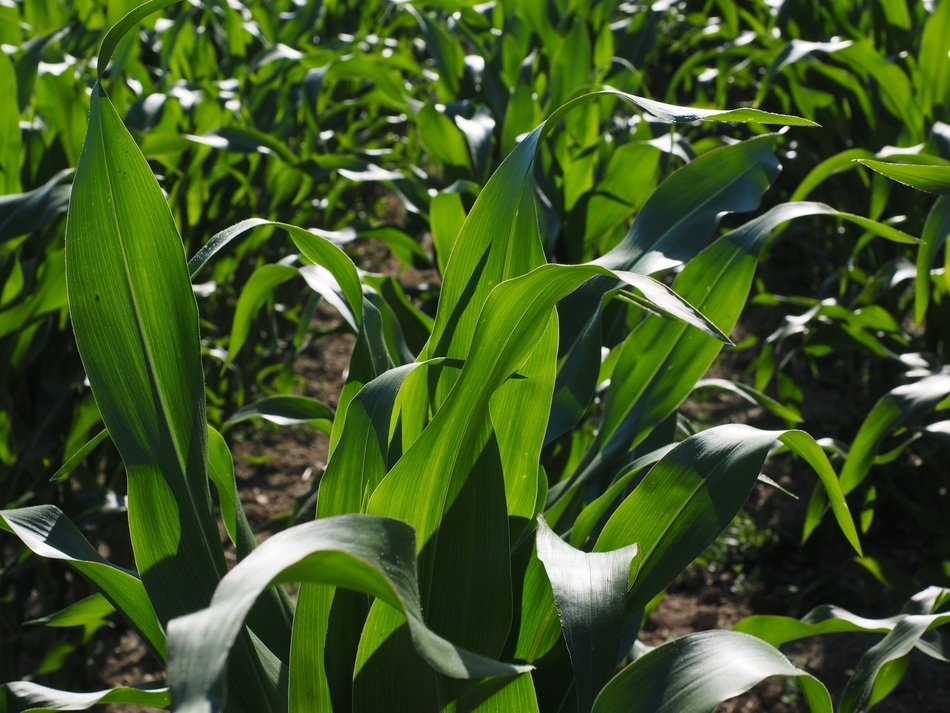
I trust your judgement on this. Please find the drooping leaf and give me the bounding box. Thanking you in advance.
[225,395,334,430]
[0,170,72,242]
[166,515,530,713]
[857,159,950,194]
[188,218,362,325]
[0,681,169,713]
[839,613,950,713]
[591,631,832,713]
[595,425,859,615]
[0,506,165,659]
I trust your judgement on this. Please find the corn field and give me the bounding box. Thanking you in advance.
[1,0,949,711]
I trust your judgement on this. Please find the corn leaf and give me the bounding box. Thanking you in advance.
[536,516,638,713]
[0,51,20,194]
[839,613,950,713]
[0,169,71,243]
[0,505,165,659]
[842,373,950,496]
[0,681,169,713]
[50,428,108,483]
[166,515,530,713]
[188,218,362,324]
[356,261,725,706]
[67,82,223,620]
[857,159,950,194]
[553,201,884,503]
[289,362,429,711]
[26,593,115,630]
[549,136,781,445]
[915,195,950,323]
[66,83,285,710]
[803,375,950,543]
[225,395,334,429]
[596,425,859,615]
[95,0,183,80]
[591,631,832,713]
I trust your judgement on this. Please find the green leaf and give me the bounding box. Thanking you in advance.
[0,682,169,713]
[429,191,467,275]
[0,51,20,194]
[595,425,859,615]
[839,612,950,713]
[0,169,71,242]
[225,395,334,429]
[0,506,165,659]
[612,94,819,127]
[591,631,832,713]
[857,160,950,194]
[735,606,901,647]
[166,515,530,713]
[536,516,638,713]
[916,195,950,323]
[357,260,726,705]
[66,84,284,711]
[50,429,108,483]
[555,201,886,502]
[96,0,184,81]
[693,378,803,424]
[804,373,950,542]
[918,0,950,113]
[26,594,115,630]
[548,136,782,446]
[418,105,471,168]
[443,673,540,713]
[188,218,362,326]
[289,362,438,710]
[67,83,221,621]
[841,373,950,495]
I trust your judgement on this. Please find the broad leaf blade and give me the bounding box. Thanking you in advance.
[167,515,530,713]
[66,84,221,620]
[595,425,859,614]
[591,631,832,713]
[536,516,638,713]
[0,505,165,659]
[0,682,169,713]
[857,159,950,194]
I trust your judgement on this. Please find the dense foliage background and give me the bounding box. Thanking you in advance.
[1,0,949,711]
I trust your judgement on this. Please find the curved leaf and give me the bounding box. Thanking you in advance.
[0,682,169,713]
[595,425,859,615]
[591,631,832,713]
[96,0,184,81]
[915,195,950,323]
[188,219,361,324]
[857,159,950,194]
[0,505,165,659]
[840,613,950,713]
[225,395,334,429]
[166,515,530,713]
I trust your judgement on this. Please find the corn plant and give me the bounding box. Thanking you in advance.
[4,2,950,713]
